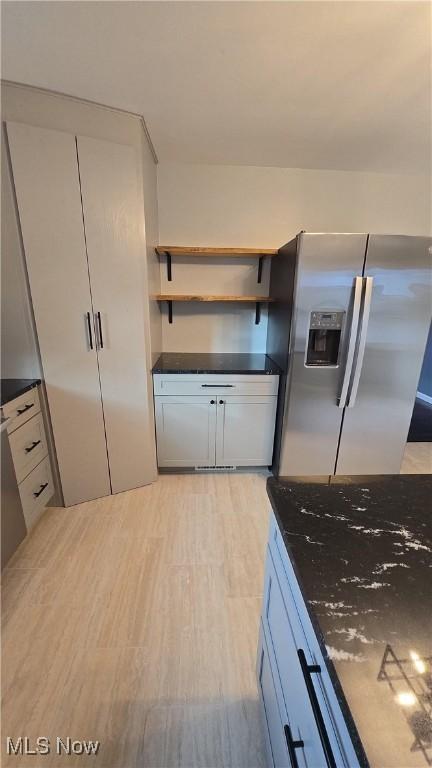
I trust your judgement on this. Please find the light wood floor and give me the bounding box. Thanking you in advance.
[2,473,270,768]
[2,444,430,767]
[400,442,432,473]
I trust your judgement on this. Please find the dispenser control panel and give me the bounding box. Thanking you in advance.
[310,311,344,330]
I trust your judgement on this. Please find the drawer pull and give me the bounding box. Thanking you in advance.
[284,725,304,768]
[17,403,34,415]
[33,482,48,498]
[25,440,41,454]
[298,649,337,768]
[201,384,234,388]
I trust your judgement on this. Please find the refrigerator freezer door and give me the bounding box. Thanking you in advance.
[278,233,368,476]
[336,235,432,474]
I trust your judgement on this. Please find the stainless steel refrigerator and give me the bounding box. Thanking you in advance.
[267,233,431,476]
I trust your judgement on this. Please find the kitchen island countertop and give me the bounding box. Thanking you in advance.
[267,473,432,768]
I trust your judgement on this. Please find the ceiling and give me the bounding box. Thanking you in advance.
[2,1,430,173]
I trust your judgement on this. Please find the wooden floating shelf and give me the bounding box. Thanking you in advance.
[155,246,278,257]
[155,245,278,283]
[155,294,275,302]
[155,294,274,325]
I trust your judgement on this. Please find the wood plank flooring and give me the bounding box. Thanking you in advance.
[2,473,270,768]
[2,445,429,767]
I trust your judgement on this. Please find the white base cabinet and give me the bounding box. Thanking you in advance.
[2,386,54,532]
[258,512,361,768]
[153,374,278,469]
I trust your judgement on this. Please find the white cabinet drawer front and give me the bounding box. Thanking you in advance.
[19,457,53,530]
[216,396,277,466]
[263,549,330,768]
[153,374,279,397]
[9,412,48,483]
[267,515,361,767]
[155,396,216,467]
[258,625,292,768]
[3,387,41,433]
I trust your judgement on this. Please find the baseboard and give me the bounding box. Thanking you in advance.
[417,391,432,405]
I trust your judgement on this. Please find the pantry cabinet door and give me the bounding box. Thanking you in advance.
[154,397,216,467]
[216,396,277,466]
[6,122,111,506]
[76,136,156,493]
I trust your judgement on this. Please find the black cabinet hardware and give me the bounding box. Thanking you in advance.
[86,311,94,350]
[210,400,215,404]
[167,300,173,323]
[25,440,41,454]
[17,403,34,415]
[284,725,304,768]
[219,400,224,404]
[33,482,48,498]
[201,384,234,388]
[97,311,104,349]
[298,649,337,768]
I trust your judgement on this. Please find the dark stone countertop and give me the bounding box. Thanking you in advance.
[0,378,41,407]
[267,474,432,768]
[152,352,281,374]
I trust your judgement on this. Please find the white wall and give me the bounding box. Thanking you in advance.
[157,162,431,353]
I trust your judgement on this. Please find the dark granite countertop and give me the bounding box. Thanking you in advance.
[152,352,281,374]
[267,474,432,768]
[0,378,41,407]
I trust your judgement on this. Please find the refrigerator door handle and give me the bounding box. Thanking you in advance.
[347,276,374,407]
[337,276,363,408]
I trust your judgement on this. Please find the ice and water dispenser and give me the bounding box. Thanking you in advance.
[305,311,345,366]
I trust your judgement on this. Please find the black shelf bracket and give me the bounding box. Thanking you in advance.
[257,256,264,284]
[166,251,172,281]
[255,302,261,325]
[167,300,173,324]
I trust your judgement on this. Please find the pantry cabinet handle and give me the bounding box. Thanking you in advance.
[297,649,337,768]
[25,440,41,453]
[33,482,48,498]
[17,403,34,415]
[284,725,304,768]
[97,311,104,349]
[86,312,94,350]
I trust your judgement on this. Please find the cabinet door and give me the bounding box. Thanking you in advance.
[6,122,111,506]
[76,136,156,494]
[216,396,277,466]
[258,627,292,768]
[155,397,216,467]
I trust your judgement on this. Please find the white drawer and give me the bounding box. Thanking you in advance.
[19,457,53,530]
[153,373,279,397]
[266,514,361,767]
[9,411,48,483]
[3,387,41,433]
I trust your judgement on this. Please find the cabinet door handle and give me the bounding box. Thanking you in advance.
[210,400,215,405]
[96,311,104,349]
[17,403,34,415]
[25,440,41,454]
[297,649,337,768]
[284,725,304,768]
[86,312,94,350]
[219,400,224,405]
[201,384,234,388]
[33,482,48,498]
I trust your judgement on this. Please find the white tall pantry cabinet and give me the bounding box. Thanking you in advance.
[7,122,156,506]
